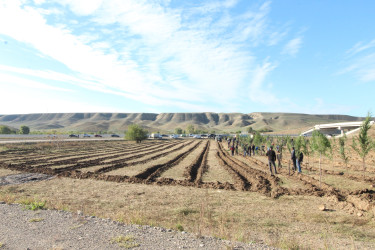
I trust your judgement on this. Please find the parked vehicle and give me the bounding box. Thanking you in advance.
[111,134,120,137]
[94,134,102,137]
[170,134,179,139]
[69,134,78,138]
[83,134,91,138]
[150,133,162,139]
[193,134,201,139]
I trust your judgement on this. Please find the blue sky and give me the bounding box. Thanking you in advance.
[0,0,374,116]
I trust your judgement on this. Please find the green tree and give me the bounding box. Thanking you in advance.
[0,125,13,134]
[175,128,183,134]
[20,125,30,134]
[125,124,148,143]
[186,125,195,134]
[351,112,374,175]
[311,130,331,187]
[338,135,349,167]
[247,126,254,134]
[253,131,262,147]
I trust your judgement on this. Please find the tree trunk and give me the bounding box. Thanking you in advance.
[363,156,366,177]
[319,153,322,188]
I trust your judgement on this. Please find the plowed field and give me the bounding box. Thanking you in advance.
[1,139,374,215]
[1,138,375,248]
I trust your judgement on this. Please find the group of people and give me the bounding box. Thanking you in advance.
[225,137,303,176]
[265,145,303,175]
[227,137,255,157]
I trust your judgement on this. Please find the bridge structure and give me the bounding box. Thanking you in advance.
[301,121,374,137]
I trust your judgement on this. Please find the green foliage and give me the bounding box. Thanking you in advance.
[186,124,195,134]
[311,130,331,157]
[20,125,30,134]
[175,127,183,134]
[253,132,263,146]
[176,223,184,231]
[339,135,349,166]
[21,200,46,211]
[351,113,374,159]
[246,126,254,133]
[285,136,293,153]
[125,124,148,143]
[351,112,374,172]
[0,125,14,134]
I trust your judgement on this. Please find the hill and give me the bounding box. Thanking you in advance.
[0,112,365,133]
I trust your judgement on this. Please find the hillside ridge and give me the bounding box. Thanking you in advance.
[0,112,364,133]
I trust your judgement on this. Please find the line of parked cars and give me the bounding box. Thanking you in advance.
[68,134,120,138]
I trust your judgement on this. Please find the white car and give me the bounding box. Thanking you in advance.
[193,134,201,139]
[170,134,179,139]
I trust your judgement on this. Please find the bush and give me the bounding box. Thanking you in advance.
[125,124,148,143]
[20,125,30,134]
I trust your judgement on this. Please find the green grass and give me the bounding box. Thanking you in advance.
[110,235,140,249]
[20,200,46,211]
[175,223,184,231]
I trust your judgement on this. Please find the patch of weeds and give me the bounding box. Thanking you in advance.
[0,242,3,248]
[277,238,302,250]
[176,207,198,216]
[110,235,140,249]
[20,200,46,211]
[29,218,44,222]
[176,223,184,231]
[333,224,374,241]
[262,220,287,227]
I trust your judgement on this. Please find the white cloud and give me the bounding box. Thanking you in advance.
[248,59,280,106]
[346,39,375,56]
[340,53,375,83]
[281,37,302,56]
[0,71,72,92]
[0,0,293,113]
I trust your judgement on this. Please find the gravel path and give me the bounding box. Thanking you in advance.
[0,203,275,250]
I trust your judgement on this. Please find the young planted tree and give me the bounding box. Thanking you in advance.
[311,130,331,187]
[351,112,374,176]
[125,124,148,143]
[338,135,349,167]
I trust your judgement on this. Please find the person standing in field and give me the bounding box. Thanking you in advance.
[235,143,239,155]
[248,144,252,157]
[252,144,255,155]
[266,146,277,176]
[291,147,297,171]
[243,143,247,157]
[230,144,235,156]
[297,151,303,173]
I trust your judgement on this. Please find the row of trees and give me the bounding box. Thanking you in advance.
[237,113,374,182]
[0,125,30,134]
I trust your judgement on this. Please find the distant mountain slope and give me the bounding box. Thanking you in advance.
[0,112,364,133]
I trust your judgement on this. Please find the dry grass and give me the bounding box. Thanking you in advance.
[1,177,375,249]
[202,142,234,184]
[0,169,20,177]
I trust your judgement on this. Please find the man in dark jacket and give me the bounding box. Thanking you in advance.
[297,151,303,173]
[266,146,277,175]
[291,147,297,171]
